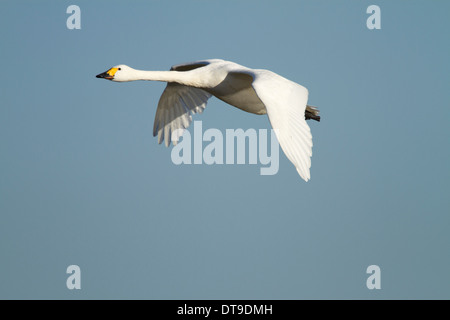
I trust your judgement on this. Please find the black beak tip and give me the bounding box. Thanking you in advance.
[96,70,114,80]
[96,71,112,79]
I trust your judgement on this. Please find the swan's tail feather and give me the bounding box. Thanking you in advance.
[305,105,320,122]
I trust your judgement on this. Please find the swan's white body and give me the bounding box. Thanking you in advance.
[96,59,318,181]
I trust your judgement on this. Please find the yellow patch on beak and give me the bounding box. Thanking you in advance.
[107,67,119,77]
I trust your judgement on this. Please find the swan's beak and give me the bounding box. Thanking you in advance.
[96,71,112,80]
[96,67,118,80]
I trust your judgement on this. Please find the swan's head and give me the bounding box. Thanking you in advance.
[96,65,134,82]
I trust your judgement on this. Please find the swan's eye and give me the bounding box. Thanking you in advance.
[118,68,121,70]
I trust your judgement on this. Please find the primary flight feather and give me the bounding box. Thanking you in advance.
[96,59,320,181]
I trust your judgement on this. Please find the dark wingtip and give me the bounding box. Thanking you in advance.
[305,114,321,122]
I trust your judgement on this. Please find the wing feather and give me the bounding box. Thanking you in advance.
[250,71,313,181]
[153,82,212,146]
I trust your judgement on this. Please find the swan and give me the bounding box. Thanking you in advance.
[96,59,320,181]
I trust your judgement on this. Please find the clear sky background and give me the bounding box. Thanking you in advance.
[0,0,449,299]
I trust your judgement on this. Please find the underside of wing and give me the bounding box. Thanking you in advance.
[153,83,212,146]
[250,72,313,181]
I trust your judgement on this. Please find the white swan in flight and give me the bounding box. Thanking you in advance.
[96,59,320,181]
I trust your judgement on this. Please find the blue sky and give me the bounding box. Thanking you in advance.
[0,0,449,299]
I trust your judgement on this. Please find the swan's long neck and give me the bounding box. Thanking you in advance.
[128,69,201,87]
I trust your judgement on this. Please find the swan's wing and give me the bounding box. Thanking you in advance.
[153,83,212,146]
[152,60,222,146]
[229,70,313,181]
[169,59,224,72]
[254,73,312,181]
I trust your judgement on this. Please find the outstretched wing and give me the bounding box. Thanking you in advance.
[153,83,211,146]
[153,61,213,146]
[232,70,313,181]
